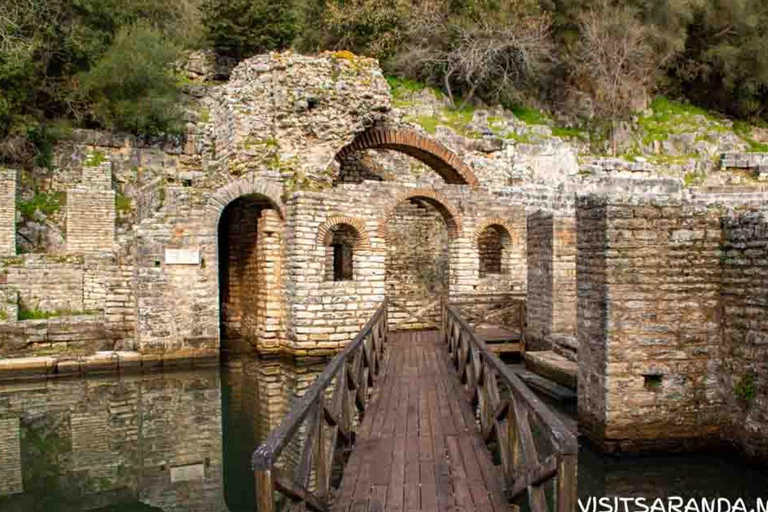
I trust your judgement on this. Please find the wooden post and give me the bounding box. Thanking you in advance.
[254,468,275,512]
[556,453,578,512]
[316,394,328,498]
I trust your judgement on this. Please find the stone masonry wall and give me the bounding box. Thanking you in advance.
[66,162,115,254]
[0,169,16,256]
[386,199,449,330]
[552,216,577,337]
[0,254,135,356]
[577,196,723,452]
[527,212,554,350]
[526,212,577,351]
[720,210,768,461]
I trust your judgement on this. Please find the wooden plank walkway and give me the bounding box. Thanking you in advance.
[332,330,512,512]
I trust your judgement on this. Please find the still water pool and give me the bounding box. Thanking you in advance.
[0,358,764,511]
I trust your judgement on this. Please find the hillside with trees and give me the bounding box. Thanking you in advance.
[2,0,767,168]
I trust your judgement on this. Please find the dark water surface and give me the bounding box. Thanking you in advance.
[0,358,765,511]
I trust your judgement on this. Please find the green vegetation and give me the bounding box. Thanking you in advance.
[3,0,768,169]
[733,122,768,153]
[18,191,65,219]
[734,373,757,403]
[202,0,296,60]
[552,127,586,139]
[79,24,185,135]
[115,193,132,215]
[407,104,479,139]
[637,96,729,145]
[84,150,107,167]
[18,307,98,321]
[0,0,200,167]
[510,105,549,126]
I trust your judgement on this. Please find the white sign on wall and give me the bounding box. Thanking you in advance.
[164,248,201,265]
[170,463,205,482]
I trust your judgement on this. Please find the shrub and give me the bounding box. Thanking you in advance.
[79,24,184,135]
[395,0,554,107]
[202,0,297,60]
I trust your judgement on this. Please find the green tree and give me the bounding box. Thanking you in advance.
[676,0,768,120]
[78,24,184,135]
[202,0,297,60]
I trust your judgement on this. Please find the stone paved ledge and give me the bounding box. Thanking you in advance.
[0,349,219,381]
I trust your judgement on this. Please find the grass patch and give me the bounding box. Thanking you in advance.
[386,76,443,107]
[504,131,533,144]
[684,171,706,187]
[649,96,715,121]
[733,121,768,152]
[638,96,730,145]
[18,307,98,320]
[407,104,480,138]
[510,105,549,125]
[84,150,107,167]
[18,191,65,219]
[115,193,132,215]
[552,126,586,138]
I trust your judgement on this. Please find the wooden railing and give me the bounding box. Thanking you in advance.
[442,299,578,512]
[251,300,389,512]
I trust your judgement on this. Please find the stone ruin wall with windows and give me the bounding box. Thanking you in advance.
[0,52,767,461]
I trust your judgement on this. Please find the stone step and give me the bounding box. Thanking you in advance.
[487,342,521,354]
[512,367,576,402]
[552,335,578,362]
[524,350,577,390]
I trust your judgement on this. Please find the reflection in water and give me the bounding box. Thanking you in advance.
[0,356,325,512]
[0,356,765,511]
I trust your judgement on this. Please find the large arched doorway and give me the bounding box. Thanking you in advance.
[383,193,460,330]
[217,194,283,353]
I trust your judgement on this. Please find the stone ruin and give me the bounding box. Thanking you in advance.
[0,51,766,462]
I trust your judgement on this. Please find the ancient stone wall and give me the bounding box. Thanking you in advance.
[386,199,449,330]
[720,209,768,461]
[66,162,115,254]
[526,212,576,350]
[527,212,553,350]
[0,254,135,356]
[577,196,723,452]
[0,169,16,256]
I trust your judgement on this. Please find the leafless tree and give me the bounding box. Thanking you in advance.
[396,0,554,107]
[573,0,663,119]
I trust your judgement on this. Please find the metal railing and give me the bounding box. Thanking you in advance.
[251,299,389,512]
[442,298,578,512]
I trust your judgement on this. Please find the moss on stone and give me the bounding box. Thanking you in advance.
[734,373,756,403]
[18,307,99,320]
[84,150,107,167]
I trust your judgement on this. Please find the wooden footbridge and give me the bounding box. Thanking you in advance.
[252,297,578,512]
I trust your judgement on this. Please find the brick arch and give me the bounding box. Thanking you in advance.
[378,188,463,241]
[316,216,372,250]
[206,173,285,229]
[335,128,480,187]
[472,218,520,245]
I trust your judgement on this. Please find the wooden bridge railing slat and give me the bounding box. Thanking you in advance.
[252,299,389,512]
[441,298,578,512]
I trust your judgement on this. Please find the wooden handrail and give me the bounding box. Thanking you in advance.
[441,298,577,512]
[251,299,389,512]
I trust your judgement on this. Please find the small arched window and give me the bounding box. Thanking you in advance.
[324,224,359,281]
[478,225,511,277]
